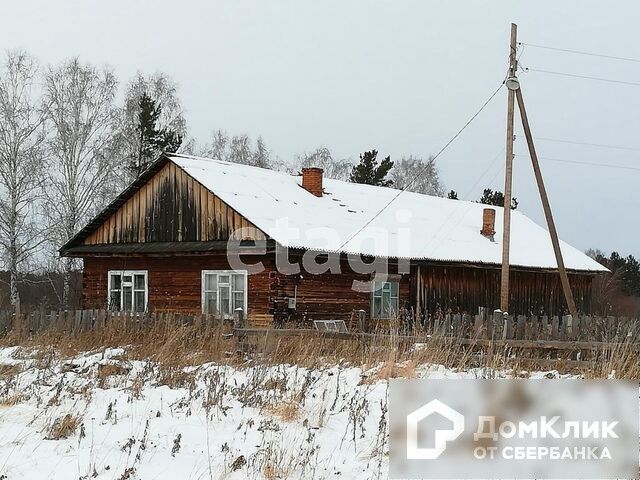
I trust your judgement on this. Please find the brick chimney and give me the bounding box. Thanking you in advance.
[481,208,496,238]
[301,167,323,197]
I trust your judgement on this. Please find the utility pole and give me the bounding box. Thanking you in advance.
[500,23,518,313]
[515,87,579,318]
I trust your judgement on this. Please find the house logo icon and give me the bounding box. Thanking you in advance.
[406,399,465,460]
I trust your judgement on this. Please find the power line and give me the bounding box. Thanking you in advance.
[461,148,505,201]
[335,81,506,253]
[515,154,640,172]
[515,134,640,153]
[519,42,640,64]
[417,148,506,258]
[525,67,640,87]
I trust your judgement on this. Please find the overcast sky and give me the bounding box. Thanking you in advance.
[2,1,639,257]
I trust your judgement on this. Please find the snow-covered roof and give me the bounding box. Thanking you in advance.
[169,153,607,273]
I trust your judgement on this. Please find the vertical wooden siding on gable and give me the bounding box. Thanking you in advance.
[83,161,266,245]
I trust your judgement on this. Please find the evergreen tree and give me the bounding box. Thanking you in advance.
[591,251,640,298]
[130,92,182,177]
[478,188,518,209]
[447,190,459,200]
[349,149,393,187]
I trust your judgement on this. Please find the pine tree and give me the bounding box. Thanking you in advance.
[130,92,182,177]
[349,150,393,186]
[478,188,518,209]
[598,252,640,298]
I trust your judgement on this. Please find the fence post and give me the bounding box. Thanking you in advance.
[551,316,559,340]
[452,314,461,337]
[462,314,471,338]
[491,310,501,340]
[530,315,538,340]
[516,315,525,340]
[444,313,452,336]
[474,307,485,338]
[234,308,245,329]
[357,309,367,333]
[563,315,573,340]
[501,312,509,340]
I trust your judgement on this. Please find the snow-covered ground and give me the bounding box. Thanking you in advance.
[0,346,570,479]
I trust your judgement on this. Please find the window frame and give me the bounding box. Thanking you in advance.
[370,280,400,319]
[107,270,148,313]
[201,269,249,318]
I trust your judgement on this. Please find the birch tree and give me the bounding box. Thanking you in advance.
[0,51,47,314]
[201,130,274,168]
[228,134,252,165]
[251,136,270,168]
[43,58,117,308]
[390,155,445,196]
[207,129,228,161]
[294,147,352,181]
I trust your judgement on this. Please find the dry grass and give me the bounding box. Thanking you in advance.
[0,393,29,407]
[46,414,81,440]
[264,400,300,422]
[97,362,131,388]
[0,313,637,379]
[585,340,640,379]
[97,362,130,378]
[128,374,145,398]
[0,364,20,380]
[0,316,232,369]
[263,462,288,480]
[157,366,196,389]
[262,377,287,393]
[361,360,417,384]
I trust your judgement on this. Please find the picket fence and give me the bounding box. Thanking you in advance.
[413,308,640,344]
[0,308,637,344]
[0,309,227,336]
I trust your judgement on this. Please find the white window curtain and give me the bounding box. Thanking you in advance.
[202,270,248,317]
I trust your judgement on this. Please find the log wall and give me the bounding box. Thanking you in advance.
[82,255,598,327]
[82,254,411,327]
[83,254,274,324]
[266,257,411,327]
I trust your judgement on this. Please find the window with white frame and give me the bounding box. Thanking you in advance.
[108,271,148,312]
[202,270,248,317]
[371,280,399,319]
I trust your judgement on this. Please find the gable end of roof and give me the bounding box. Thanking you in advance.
[59,154,171,255]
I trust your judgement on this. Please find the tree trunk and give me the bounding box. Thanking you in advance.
[9,196,20,316]
[9,262,20,317]
[62,256,74,310]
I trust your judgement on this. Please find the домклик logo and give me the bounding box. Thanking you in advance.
[406,399,465,460]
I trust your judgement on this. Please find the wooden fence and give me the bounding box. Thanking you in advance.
[0,308,637,371]
[232,309,640,370]
[0,309,228,336]
[408,308,640,344]
[0,307,637,346]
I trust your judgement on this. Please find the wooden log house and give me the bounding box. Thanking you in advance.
[60,153,607,327]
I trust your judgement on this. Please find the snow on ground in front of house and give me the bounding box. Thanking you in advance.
[0,347,571,480]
